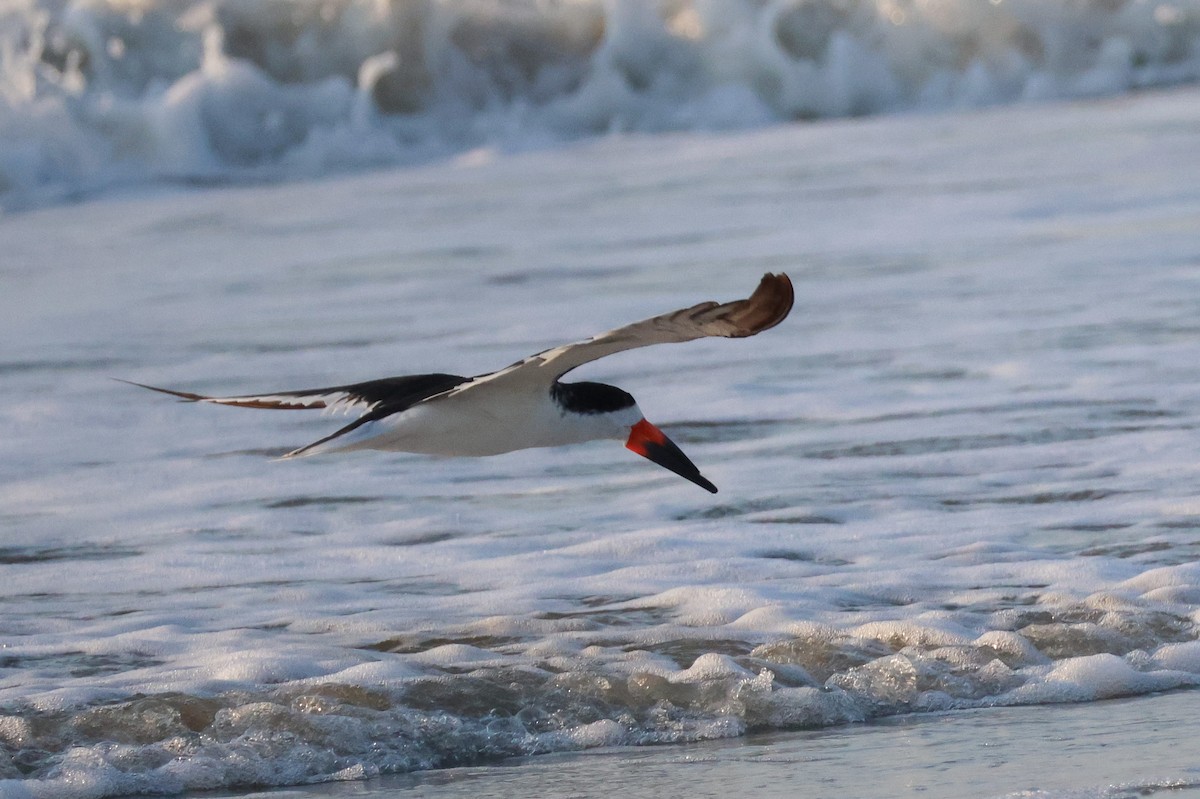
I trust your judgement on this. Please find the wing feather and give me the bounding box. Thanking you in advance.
[119,374,467,416]
[451,272,793,393]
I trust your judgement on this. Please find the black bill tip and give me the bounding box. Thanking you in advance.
[626,419,718,494]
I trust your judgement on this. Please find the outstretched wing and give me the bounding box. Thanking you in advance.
[451,272,793,394]
[124,273,792,458]
[120,373,468,416]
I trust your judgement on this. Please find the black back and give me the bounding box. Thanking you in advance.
[335,373,469,416]
[286,373,468,456]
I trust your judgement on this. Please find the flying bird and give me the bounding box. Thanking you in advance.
[125,273,793,493]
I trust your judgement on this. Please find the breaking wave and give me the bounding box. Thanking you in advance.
[4,592,1200,798]
[3,0,1200,208]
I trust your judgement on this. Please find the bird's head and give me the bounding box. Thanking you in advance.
[552,381,717,493]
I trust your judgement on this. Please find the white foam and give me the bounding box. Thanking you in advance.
[1017,653,1196,703]
[1151,641,1200,673]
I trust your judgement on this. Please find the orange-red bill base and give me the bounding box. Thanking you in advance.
[625,419,718,494]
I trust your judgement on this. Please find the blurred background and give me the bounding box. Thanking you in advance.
[4,0,1200,210]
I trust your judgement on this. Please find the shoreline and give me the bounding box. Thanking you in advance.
[189,689,1200,799]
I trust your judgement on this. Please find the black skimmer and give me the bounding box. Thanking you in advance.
[125,273,793,493]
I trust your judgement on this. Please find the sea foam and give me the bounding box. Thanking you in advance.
[1,74,1200,798]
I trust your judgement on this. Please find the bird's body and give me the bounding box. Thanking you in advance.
[311,377,640,458]
[126,273,794,493]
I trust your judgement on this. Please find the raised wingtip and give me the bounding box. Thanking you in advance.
[733,272,794,336]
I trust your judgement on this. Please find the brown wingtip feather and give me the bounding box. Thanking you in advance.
[729,272,794,336]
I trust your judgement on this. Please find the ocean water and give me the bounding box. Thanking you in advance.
[3,73,1200,799]
[4,0,1200,210]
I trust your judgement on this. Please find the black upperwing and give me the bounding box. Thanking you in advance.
[121,373,469,416]
[124,373,471,459]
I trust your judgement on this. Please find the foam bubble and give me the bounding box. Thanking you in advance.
[1152,642,1200,674]
[1016,653,1197,703]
